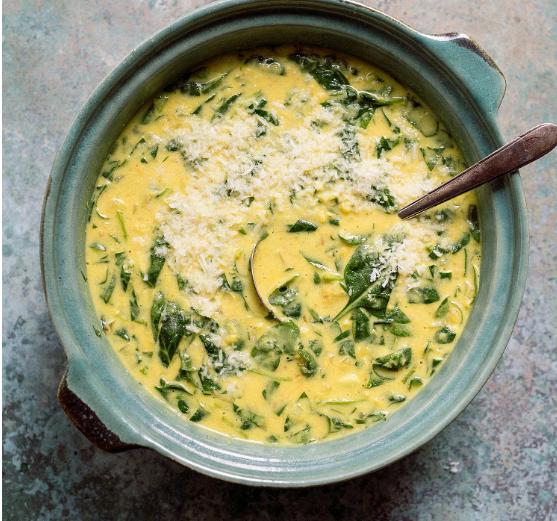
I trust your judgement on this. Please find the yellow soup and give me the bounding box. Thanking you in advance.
[86,46,481,445]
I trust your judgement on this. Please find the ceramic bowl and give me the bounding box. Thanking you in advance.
[41,0,528,487]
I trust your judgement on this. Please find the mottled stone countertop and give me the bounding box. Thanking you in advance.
[3,0,556,519]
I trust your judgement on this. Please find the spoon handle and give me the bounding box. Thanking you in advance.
[398,123,557,219]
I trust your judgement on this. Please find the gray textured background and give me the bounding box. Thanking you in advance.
[3,0,556,519]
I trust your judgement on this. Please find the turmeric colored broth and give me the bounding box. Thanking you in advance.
[85,46,481,445]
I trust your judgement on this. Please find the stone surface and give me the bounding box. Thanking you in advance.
[3,1,556,519]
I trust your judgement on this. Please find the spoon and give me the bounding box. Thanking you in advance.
[250,242,285,322]
[398,123,557,219]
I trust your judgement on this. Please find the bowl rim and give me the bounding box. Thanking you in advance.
[41,0,529,487]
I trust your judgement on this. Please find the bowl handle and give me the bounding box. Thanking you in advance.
[421,32,507,115]
[58,369,136,453]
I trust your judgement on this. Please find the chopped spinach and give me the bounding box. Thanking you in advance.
[338,339,356,358]
[115,328,130,341]
[233,404,265,430]
[150,291,165,341]
[366,186,398,213]
[434,325,456,344]
[407,286,440,304]
[212,93,241,121]
[375,347,412,370]
[351,308,370,341]
[334,244,398,321]
[339,233,370,245]
[468,205,481,243]
[130,288,141,323]
[297,347,318,377]
[100,273,117,304]
[434,297,450,318]
[158,302,191,367]
[251,321,300,371]
[181,73,227,96]
[198,369,221,393]
[262,380,280,401]
[452,233,471,253]
[146,234,169,287]
[199,334,227,373]
[376,136,401,158]
[287,219,318,232]
[189,408,208,422]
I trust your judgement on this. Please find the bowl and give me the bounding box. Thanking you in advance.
[40,0,528,487]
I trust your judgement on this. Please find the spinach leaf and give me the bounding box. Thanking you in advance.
[189,408,208,422]
[407,286,440,304]
[389,394,406,404]
[212,93,241,121]
[245,55,285,75]
[268,279,302,319]
[233,404,265,430]
[390,324,411,337]
[177,400,189,414]
[452,233,470,253]
[325,416,354,434]
[297,347,318,377]
[150,291,165,341]
[434,297,450,318]
[467,205,481,243]
[334,245,398,321]
[355,411,387,424]
[339,233,370,245]
[100,273,117,304]
[338,339,356,358]
[373,304,410,324]
[154,378,191,399]
[428,243,451,259]
[301,253,331,271]
[115,328,130,341]
[251,321,300,372]
[247,98,279,126]
[101,159,127,181]
[289,53,350,91]
[116,253,134,291]
[89,243,106,251]
[366,186,398,213]
[130,288,141,323]
[375,136,401,158]
[231,276,250,311]
[146,235,169,287]
[198,368,221,393]
[199,334,227,373]
[262,380,280,401]
[181,73,227,96]
[434,325,456,344]
[178,352,198,387]
[158,302,191,367]
[351,308,370,341]
[287,219,318,232]
[309,339,323,356]
[288,425,312,444]
[375,347,412,369]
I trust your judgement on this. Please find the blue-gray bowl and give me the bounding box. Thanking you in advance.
[40,0,528,487]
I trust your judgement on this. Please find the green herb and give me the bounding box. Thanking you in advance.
[101,159,127,181]
[146,234,169,287]
[130,288,141,323]
[452,233,470,253]
[289,53,350,91]
[390,324,411,337]
[325,416,354,434]
[329,218,340,226]
[263,380,280,401]
[297,347,318,377]
[407,286,440,304]
[199,334,227,373]
[434,325,456,344]
[309,339,323,356]
[100,273,117,304]
[287,219,318,233]
[355,412,387,424]
[189,408,208,422]
[247,98,279,126]
[233,404,265,430]
[181,73,227,96]
[428,243,451,259]
[154,378,191,399]
[434,297,450,318]
[351,308,370,341]
[333,244,398,321]
[198,369,221,393]
[367,187,398,213]
[251,321,300,372]
[92,325,102,338]
[375,136,401,158]
[389,394,406,404]
[338,339,356,358]
[245,55,285,74]
[177,400,189,414]
[468,205,481,243]
[115,328,130,341]
[231,276,250,311]
[339,233,370,245]
[212,93,241,121]
[439,270,452,280]
[375,347,412,370]
[313,272,321,284]
[158,302,191,367]
[150,291,165,341]
[288,425,312,444]
[301,253,331,271]
[89,243,106,251]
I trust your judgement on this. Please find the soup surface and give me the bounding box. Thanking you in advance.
[86,46,481,445]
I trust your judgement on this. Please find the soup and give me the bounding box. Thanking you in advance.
[85,46,480,445]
